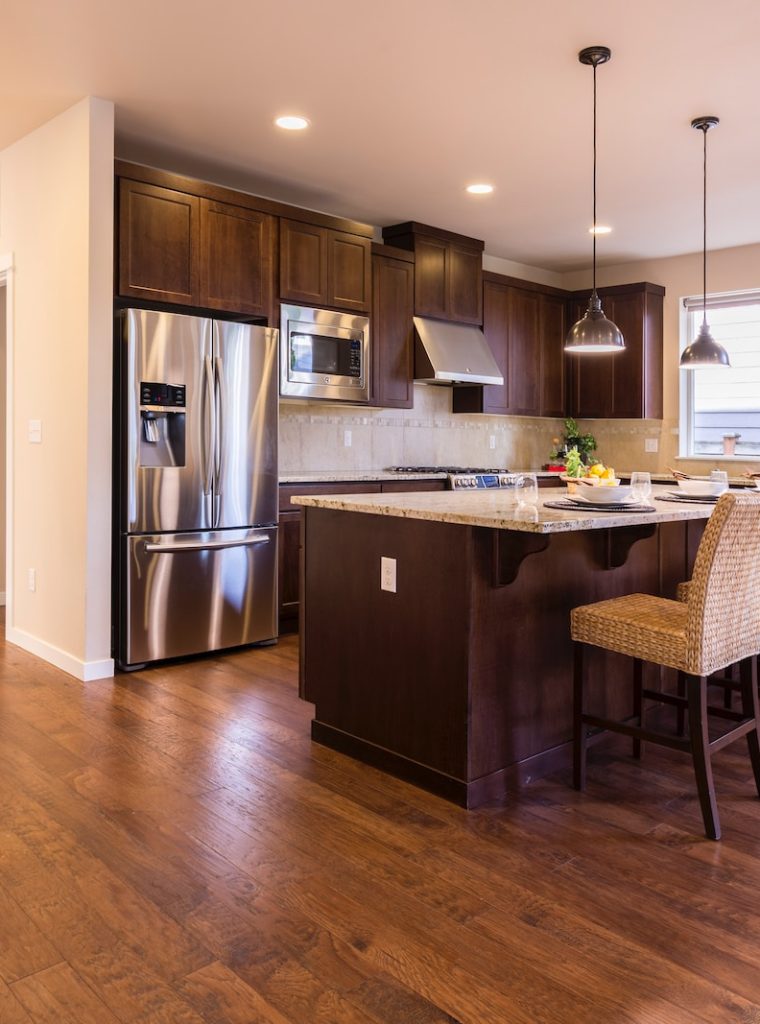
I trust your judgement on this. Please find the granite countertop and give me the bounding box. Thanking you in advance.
[292,483,718,534]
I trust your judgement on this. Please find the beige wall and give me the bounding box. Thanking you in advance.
[560,243,760,476]
[0,97,114,678]
[0,287,5,599]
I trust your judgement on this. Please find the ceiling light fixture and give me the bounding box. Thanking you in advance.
[274,115,310,131]
[680,117,730,369]
[565,46,625,355]
[466,183,494,194]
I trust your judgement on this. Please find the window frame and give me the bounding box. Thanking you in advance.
[679,287,760,461]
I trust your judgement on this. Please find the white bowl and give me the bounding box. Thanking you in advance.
[575,482,634,504]
[676,478,727,497]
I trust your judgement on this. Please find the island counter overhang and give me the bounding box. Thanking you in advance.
[294,488,712,808]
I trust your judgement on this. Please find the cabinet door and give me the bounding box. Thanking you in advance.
[609,293,645,418]
[199,201,274,318]
[371,255,414,409]
[328,231,371,312]
[119,179,200,305]
[507,288,540,414]
[568,299,613,418]
[449,245,483,324]
[414,236,448,318]
[480,280,510,414]
[278,510,302,632]
[279,218,328,305]
[539,294,567,417]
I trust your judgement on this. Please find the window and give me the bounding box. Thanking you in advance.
[681,290,760,458]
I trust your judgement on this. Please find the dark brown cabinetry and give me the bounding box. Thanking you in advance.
[278,479,445,632]
[453,274,567,418]
[279,218,371,313]
[382,222,484,325]
[568,282,664,419]
[118,179,200,305]
[199,201,274,318]
[370,245,415,409]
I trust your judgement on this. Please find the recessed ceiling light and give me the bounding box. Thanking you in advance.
[466,183,494,195]
[275,115,310,131]
[589,224,612,235]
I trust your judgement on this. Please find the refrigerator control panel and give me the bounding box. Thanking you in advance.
[140,381,186,408]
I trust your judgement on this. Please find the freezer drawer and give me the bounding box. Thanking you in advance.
[122,527,277,666]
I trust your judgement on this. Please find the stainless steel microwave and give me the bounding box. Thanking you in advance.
[280,304,370,403]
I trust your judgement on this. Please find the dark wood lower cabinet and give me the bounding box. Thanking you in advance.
[278,479,445,633]
[301,511,706,806]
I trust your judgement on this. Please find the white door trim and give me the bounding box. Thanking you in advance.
[0,255,14,629]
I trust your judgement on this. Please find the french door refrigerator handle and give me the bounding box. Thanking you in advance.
[144,535,271,554]
[214,355,225,496]
[203,355,215,496]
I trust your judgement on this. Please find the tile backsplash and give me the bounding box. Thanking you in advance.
[279,385,564,472]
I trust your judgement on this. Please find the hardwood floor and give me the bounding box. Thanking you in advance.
[2,617,760,1022]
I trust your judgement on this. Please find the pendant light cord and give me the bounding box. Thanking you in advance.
[702,124,707,328]
[592,61,597,295]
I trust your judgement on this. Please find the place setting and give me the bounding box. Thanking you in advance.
[544,471,657,513]
[656,470,730,504]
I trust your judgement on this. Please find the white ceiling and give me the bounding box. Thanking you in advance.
[3,0,760,271]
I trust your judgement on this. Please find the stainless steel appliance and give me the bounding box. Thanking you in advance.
[390,466,510,489]
[115,308,279,668]
[280,303,369,402]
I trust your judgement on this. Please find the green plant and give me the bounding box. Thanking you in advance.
[563,417,597,463]
[564,447,584,478]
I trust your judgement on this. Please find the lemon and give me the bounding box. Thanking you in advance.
[588,463,605,478]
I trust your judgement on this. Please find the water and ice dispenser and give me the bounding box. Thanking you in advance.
[139,381,186,467]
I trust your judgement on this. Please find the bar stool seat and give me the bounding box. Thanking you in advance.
[571,491,760,840]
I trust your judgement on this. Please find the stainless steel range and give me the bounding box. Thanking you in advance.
[389,466,516,490]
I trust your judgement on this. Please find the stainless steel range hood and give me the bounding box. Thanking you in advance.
[413,316,504,386]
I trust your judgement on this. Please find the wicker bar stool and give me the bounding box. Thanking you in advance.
[571,491,760,839]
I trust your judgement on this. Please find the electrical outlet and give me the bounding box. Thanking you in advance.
[645,438,659,453]
[28,419,42,444]
[27,568,36,592]
[380,556,396,593]
[344,429,352,447]
[489,435,496,450]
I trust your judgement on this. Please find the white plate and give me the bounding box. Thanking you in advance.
[573,484,634,505]
[568,494,641,508]
[676,479,727,497]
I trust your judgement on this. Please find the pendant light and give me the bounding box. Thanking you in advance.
[565,46,625,354]
[680,117,730,368]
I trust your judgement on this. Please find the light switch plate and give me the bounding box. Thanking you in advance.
[28,419,42,443]
[645,438,659,453]
[344,429,352,447]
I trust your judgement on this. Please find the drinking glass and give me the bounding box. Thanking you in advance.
[630,472,652,504]
[516,473,538,508]
[710,470,728,485]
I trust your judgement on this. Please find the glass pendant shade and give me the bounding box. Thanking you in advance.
[566,292,625,353]
[680,321,730,368]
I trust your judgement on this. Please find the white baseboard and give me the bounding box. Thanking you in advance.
[5,626,114,681]
[0,592,5,606]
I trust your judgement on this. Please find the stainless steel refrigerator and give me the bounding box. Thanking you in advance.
[115,308,278,668]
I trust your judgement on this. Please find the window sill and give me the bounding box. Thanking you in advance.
[676,454,760,463]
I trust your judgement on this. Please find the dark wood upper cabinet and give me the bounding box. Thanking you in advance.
[382,222,484,325]
[568,283,664,419]
[199,200,274,318]
[118,179,200,305]
[280,218,371,312]
[453,275,567,418]
[538,293,567,417]
[370,245,414,409]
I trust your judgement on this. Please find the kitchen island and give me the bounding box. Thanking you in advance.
[295,486,714,807]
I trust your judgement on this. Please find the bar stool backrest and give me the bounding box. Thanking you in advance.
[686,491,760,675]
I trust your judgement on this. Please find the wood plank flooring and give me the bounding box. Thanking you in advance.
[3,616,760,1022]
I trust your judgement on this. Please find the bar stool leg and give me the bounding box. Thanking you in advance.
[632,658,643,760]
[573,642,587,791]
[687,673,720,840]
[739,657,760,797]
[676,671,686,737]
[723,662,734,710]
